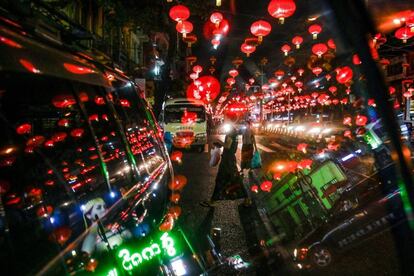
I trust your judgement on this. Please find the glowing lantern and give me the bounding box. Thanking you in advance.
[297,68,304,76]
[281,44,291,56]
[229,69,239,78]
[70,128,84,138]
[327,142,340,151]
[267,0,296,24]
[251,185,259,193]
[312,67,323,76]
[169,5,190,22]
[395,26,414,43]
[52,132,67,142]
[336,66,353,84]
[210,12,223,26]
[389,86,396,95]
[50,227,72,246]
[203,19,230,40]
[355,114,368,126]
[250,20,272,42]
[187,75,220,103]
[211,38,220,48]
[297,143,308,153]
[404,88,414,98]
[176,21,193,38]
[63,63,94,74]
[58,118,70,127]
[327,38,336,49]
[241,43,256,57]
[353,54,361,65]
[168,206,182,219]
[171,151,183,163]
[36,205,53,217]
[193,65,203,74]
[159,214,175,232]
[308,24,322,39]
[19,59,41,74]
[329,86,337,94]
[260,181,273,192]
[245,37,260,47]
[292,36,303,48]
[227,78,236,86]
[169,175,188,190]
[170,193,181,203]
[249,78,255,85]
[52,94,76,108]
[16,123,32,135]
[189,72,198,81]
[312,43,328,57]
[344,130,353,139]
[343,116,352,126]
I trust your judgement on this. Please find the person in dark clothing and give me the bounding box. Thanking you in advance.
[201,125,238,207]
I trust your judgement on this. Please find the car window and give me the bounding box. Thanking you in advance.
[0,73,107,274]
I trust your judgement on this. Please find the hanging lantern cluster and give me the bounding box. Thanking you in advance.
[169,5,193,38]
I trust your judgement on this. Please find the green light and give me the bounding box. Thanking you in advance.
[110,232,177,274]
[363,129,382,149]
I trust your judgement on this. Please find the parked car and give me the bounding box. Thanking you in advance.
[0,16,172,275]
[292,166,406,270]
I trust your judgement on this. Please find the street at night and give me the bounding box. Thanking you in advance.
[2,0,414,275]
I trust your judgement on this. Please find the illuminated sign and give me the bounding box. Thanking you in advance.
[106,232,178,275]
[363,129,382,150]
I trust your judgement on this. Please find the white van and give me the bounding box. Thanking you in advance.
[160,98,207,152]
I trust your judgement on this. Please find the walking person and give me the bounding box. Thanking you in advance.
[241,120,256,173]
[201,124,239,207]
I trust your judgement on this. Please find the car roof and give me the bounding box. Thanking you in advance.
[0,20,129,87]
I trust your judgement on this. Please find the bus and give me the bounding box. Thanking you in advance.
[160,98,208,152]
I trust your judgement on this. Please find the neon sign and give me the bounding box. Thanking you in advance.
[107,232,177,275]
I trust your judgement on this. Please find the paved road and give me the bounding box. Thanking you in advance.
[173,134,407,275]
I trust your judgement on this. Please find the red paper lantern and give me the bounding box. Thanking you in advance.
[336,66,353,84]
[268,0,296,24]
[229,69,239,78]
[327,38,336,49]
[226,78,236,86]
[168,175,188,190]
[169,5,190,22]
[355,114,368,126]
[395,26,414,43]
[193,65,203,74]
[297,68,304,76]
[250,20,272,42]
[260,181,273,192]
[312,43,328,58]
[176,21,193,37]
[251,185,259,193]
[281,44,291,56]
[308,24,322,39]
[203,19,230,39]
[211,38,220,48]
[50,227,72,246]
[186,75,220,103]
[292,36,303,48]
[16,123,32,135]
[353,54,362,65]
[328,86,337,95]
[241,43,256,57]
[312,67,323,76]
[210,12,223,25]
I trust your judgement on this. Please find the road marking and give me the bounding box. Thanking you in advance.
[256,143,275,153]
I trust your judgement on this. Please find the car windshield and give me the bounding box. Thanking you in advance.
[165,104,205,123]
